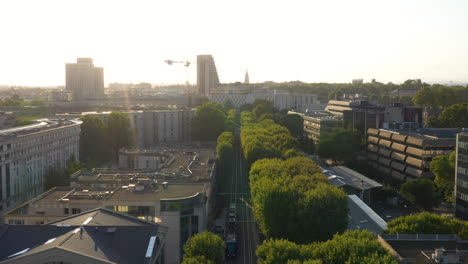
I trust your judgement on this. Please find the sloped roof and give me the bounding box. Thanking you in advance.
[0,208,164,264]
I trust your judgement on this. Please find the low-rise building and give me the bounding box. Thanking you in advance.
[290,110,343,143]
[347,194,387,234]
[328,166,383,204]
[367,128,456,182]
[0,119,81,214]
[326,100,385,134]
[378,233,468,264]
[4,146,216,264]
[0,207,167,264]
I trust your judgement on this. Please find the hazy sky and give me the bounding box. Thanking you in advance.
[1,0,467,86]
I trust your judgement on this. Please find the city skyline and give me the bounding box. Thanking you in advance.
[1,0,468,86]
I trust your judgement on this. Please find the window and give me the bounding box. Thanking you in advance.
[72,208,81,214]
[64,208,69,214]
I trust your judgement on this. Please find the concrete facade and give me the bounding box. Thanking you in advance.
[197,55,220,96]
[290,110,343,143]
[65,58,104,101]
[455,132,468,219]
[367,128,456,182]
[56,109,194,148]
[0,119,81,214]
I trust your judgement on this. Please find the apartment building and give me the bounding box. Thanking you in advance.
[289,110,343,143]
[0,119,81,214]
[455,132,468,220]
[57,108,194,147]
[367,128,456,182]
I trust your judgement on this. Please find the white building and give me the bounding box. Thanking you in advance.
[208,87,318,111]
[0,119,81,214]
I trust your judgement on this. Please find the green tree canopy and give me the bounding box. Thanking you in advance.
[79,115,110,166]
[256,230,397,264]
[241,112,297,165]
[386,212,468,238]
[223,99,235,110]
[428,103,468,128]
[430,152,456,201]
[183,232,225,264]
[317,129,360,163]
[182,256,214,264]
[280,114,304,138]
[250,157,348,243]
[107,112,134,161]
[192,102,227,141]
[400,179,436,211]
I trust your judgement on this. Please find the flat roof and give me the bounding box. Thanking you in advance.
[330,166,383,191]
[348,195,387,233]
[75,147,215,182]
[0,119,81,138]
[109,183,206,201]
[6,183,207,215]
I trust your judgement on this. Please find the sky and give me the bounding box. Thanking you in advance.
[0,0,468,86]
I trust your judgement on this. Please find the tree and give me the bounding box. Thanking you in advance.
[250,157,348,244]
[317,129,360,164]
[44,156,83,190]
[428,103,468,128]
[107,112,134,162]
[183,232,225,264]
[192,102,226,141]
[413,86,439,109]
[182,256,214,264]
[253,104,274,118]
[79,115,110,166]
[256,239,313,264]
[280,114,304,138]
[386,212,468,237]
[400,179,436,211]
[223,99,235,111]
[256,230,397,264]
[430,152,456,201]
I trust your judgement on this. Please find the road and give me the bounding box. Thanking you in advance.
[225,127,258,264]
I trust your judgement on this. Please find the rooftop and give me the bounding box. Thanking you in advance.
[347,195,387,234]
[329,166,383,191]
[76,147,216,181]
[0,208,165,264]
[0,118,81,140]
[288,110,343,121]
[379,234,468,261]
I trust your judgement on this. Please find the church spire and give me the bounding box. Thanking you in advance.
[244,69,249,84]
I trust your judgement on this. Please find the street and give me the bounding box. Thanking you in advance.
[225,127,258,264]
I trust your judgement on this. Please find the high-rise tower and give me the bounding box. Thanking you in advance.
[66,58,104,101]
[244,69,249,84]
[196,55,219,96]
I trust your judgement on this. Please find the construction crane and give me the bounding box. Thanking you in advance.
[164,59,191,67]
[165,59,195,107]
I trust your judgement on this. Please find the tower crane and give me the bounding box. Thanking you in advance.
[165,59,195,107]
